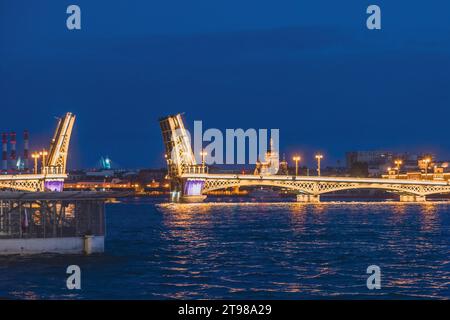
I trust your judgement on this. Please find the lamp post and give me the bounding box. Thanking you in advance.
[200,150,207,173]
[200,150,207,165]
[31,152,40,174]
[315,154,323,176]
[292,156,301,176]
[164,154,170,175]
[39,149,48,174]
[394,159,402,179]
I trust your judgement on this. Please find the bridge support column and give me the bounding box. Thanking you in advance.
[296,194,320,203]
[169,189,207,203]
[171,178,207,203]
[180,195,207,203]
[399,195,427,202]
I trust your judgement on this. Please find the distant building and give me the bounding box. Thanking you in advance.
[278,155,289,175]
[346,151,391,168]
[254,139,279,176]
[346,151,392,176]
[346,151,444,177]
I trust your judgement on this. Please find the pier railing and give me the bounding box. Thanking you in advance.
[0,193,106,239]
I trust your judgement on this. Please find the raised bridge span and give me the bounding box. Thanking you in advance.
[0,112,75,192]
[160,113,450,203]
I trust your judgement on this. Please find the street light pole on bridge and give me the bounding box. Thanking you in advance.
[315,154,323,177]
[31,152,40,174]
[292,156,301,176]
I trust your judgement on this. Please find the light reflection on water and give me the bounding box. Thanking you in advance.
[0,199,449,299]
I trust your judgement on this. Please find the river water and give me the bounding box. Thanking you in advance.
[0,198,449,299]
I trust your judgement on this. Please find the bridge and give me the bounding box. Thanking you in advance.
[159,114,450,203]
[0,113,75,192]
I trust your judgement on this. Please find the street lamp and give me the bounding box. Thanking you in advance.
[200,150,207,173]
[315,154,323,176]
[39,149,48,173]
[292,156,301,176]
[200,150,207,165]
[31,152,40,174]
[394,159,403,178]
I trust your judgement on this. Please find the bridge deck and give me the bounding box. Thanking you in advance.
[181,173,450,186]
[0,173,67,181]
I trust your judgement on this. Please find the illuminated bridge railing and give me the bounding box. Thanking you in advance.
[183,165,209,175]
[42,166,65,175]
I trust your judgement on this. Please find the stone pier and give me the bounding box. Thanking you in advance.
[296,194,321,203]
[180,195,207,203]
[399,195,427,202]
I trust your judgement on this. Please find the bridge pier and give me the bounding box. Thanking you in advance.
[296,194,320,203]
[399,195,427,202]
[168,179,207,203]
[169,191,207,203]
[180,195,207,203]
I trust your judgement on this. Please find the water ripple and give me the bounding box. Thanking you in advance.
[0,199,449,299]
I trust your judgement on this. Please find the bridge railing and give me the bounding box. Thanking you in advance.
[42,166,65,175]
[182,165,209,175]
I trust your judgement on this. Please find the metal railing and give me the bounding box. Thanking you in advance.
[0,199,104,239]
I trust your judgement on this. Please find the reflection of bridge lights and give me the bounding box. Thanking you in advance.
[420,202,437,215]
[311,203,326,214]
[392,203,407,215]
[419,202,438,232]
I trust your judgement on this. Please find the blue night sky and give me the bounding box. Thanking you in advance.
[1,1,450,169]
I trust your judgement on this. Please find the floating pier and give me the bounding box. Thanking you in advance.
[0,191,124,255]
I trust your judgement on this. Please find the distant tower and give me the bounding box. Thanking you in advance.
[23,130,29,171]
[100,156,112,170]
[278,153,288,175]
[254,158,262,175]
[9,132,16,171]
[256,138,280,176]
[2,133,7,172]
[104,156,111,170]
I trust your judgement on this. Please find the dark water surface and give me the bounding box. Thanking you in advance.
[1,198,449,299]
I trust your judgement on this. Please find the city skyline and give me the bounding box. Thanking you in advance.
[2,1,450,303]
[1,1,450,168]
